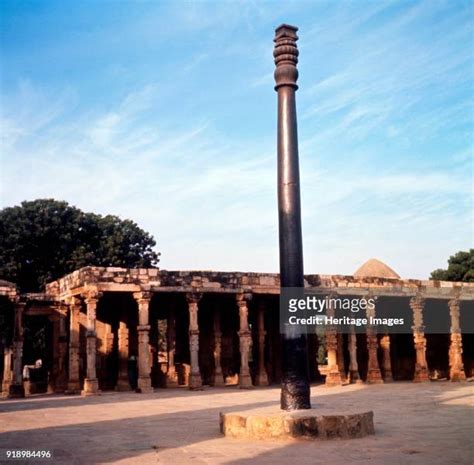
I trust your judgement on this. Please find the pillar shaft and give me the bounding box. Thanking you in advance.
[274,24,310,410]
[212,307,225,387]
[237,294,252,388]
[325,295,342,387]
[134,291,153,393]
[116,321,131,391]
[448,299,466,381]
[348,326,361,383]
[8,302,25,398]
[380,334,393,382]
[337,333,346,382]
[166,307,178,387]
[67,297,81,393]
[187,293,202,389]
[255,303,269,386]
[2,347,13,397]
[366,300,383,384]
[82,291,101,395]
[410,296,429,382]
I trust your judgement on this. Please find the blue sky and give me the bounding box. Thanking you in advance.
[0,0,472,278]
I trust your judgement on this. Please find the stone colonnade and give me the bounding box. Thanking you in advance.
[1,288,469,398]
[325,295,467,386]
[62,290,270,394]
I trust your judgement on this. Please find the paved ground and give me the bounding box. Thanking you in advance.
[0,382,472,465]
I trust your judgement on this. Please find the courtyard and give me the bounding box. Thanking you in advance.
[0,382,472,465]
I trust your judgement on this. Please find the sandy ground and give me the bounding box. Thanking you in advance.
[0,382,472,465]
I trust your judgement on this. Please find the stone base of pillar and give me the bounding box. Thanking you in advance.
[349,370,364,384]
[65,381,81,394]
[53,374,68,393]
[449,369,466,382]
[189,373,203,390]
[81,378,100,396]
[115,377,132,391]
[166,368,179,388]
[212,369,225,387]
[137,376,154,393]
[413,366,429,382]
[239,373,253,389]
[255,371,269,386]
[325,369,342,387]
[6,383,25,398]
[367,369,384,384]
[383,372,394,383]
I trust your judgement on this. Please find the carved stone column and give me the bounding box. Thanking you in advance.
[212,307,225,387]
[166,307,178,387]
[337,333,346,382]
[348,326,362,383]
[82,291,101,395]
[410,296,429,382]
[67,297,81,393]
[366,299,383,384]
[49,306,68,393]
[325,295,342,386]
[237,293,253,388]
[134,291,153,393]
[116,321,131,391]
[448,299,466,382]
[255,302,269,386]
[187,293,202,389]
[9,301,25,398]
[2,346,13,397]
[380,334,393,382]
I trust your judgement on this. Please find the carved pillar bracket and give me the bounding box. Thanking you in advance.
[366,295,383,384]
[325,294,342,387]
[187,293,203,389]
[448,299,466,382]
[237,293,253,388]
[133,291,153,393]
[410,296,429,382]
[81,290,102,395]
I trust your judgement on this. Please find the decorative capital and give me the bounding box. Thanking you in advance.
[236,293,252,305]
[410,295,425,310]
[274,24,299,90]
[133,291,152,304]
[84,290,102,305]
[186,292,202,305]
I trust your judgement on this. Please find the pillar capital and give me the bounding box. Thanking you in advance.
[186,292,202,305]
[274,24,299,90]
[83,290,102,306]
[236,293,252,304]
[409,295,425,310]
[133,290,152,304]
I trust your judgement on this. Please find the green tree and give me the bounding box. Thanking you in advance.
[430,249,474,282]
[0,199,160,291]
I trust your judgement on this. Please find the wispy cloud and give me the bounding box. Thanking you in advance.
[1,1,472,279]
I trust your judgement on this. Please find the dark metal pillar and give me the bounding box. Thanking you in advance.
[274,24,311,410]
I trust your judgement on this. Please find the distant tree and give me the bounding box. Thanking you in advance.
[430,249,474,282]
[0,199,160,292]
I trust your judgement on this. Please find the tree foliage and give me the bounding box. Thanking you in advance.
[430,249,474,282]
[0,199,160,291]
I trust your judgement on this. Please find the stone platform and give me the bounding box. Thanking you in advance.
[220,408,374,440]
